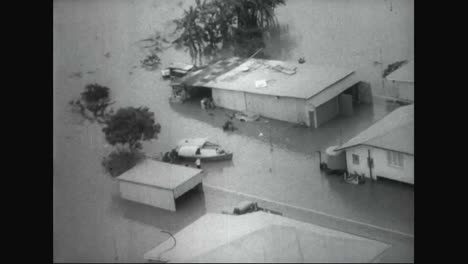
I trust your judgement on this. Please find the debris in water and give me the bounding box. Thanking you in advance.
[259,132,263,137]
[129,71,133,75]
[69,72,83,79]
[104,52,111,58]
[86,71,95,74]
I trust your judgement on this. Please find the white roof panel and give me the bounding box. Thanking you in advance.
[116,159,202,190]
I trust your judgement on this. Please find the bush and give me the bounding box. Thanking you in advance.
[102,149,145,177]
[102,106,161,151]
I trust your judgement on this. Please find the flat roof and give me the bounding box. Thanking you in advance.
[177,57,355,99]
[116,159,202,190]
[144,212,389,262]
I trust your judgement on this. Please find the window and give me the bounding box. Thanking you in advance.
[352,154,359,165]
[387,150,404,167]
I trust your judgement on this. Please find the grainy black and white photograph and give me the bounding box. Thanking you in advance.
[53,0,414,262]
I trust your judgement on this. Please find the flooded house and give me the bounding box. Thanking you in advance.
[384,60,414,103]
[336,104,414,185]
[171,57,372,128]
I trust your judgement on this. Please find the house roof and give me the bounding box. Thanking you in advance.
[337,104,414,154]
[144,212,389,263]
[176,57,356,99]
[116,159,202,190]
[386,60,414,83]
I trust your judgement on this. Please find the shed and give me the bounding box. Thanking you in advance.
[116,159,203,211]
[175,57,363,128]
[144,212,389,262]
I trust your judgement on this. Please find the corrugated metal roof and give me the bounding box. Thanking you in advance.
[337,104,414,154]
[176,57,355,99]
[173,57,246,87]
[386,60,414,82]
[116,159,202,189]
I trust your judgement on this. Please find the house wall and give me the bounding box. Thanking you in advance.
[118,181,176,211]
[345,146,414,185]
[212,88,310,125]
[245,93,308,125]
[397,81,414,102]
[173,174,203,199]
[316,96,339,127]
[212,89,246,112]
[384,79,414,102]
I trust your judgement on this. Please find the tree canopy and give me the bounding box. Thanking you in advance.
[173,0,285,65]
[80,83,113,118]
[102,107,161,150]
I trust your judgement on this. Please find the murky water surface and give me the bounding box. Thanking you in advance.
[54,0,413,262]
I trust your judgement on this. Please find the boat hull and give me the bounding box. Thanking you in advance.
[178,153,233,161]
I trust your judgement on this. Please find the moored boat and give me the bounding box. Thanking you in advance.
[175,138,233,161]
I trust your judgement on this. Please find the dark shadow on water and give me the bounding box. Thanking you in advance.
[114,188,207,233]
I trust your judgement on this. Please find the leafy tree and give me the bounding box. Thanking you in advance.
[173,0,285,65]
[81,84,114,119]
[69,83,114,123]
[102,107,161,151]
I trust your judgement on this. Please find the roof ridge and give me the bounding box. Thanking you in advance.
[337,105,413,150]
[365,120,413,145]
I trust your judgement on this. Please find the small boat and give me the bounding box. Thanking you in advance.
[175,138,233,161]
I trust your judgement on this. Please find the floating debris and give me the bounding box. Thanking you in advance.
[141,54,161,71]
[69,72,83,79]
[86,71,95,74]
[104,52,111,58]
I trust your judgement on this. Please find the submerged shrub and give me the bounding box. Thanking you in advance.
[102,149,145,177]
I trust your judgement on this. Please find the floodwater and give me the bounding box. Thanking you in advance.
[54,0,413,262]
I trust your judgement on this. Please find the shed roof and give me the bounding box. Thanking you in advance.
[177,57,355,99]
[144,212,389,263]
[337,104,414,154]
[116,159,202,190]
[386,60,414,83]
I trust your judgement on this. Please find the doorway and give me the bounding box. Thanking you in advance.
[308,111,315,128]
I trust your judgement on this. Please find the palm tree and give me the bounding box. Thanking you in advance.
[174,0,285,63]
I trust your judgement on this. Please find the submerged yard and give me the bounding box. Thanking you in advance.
[54,0,413,262]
